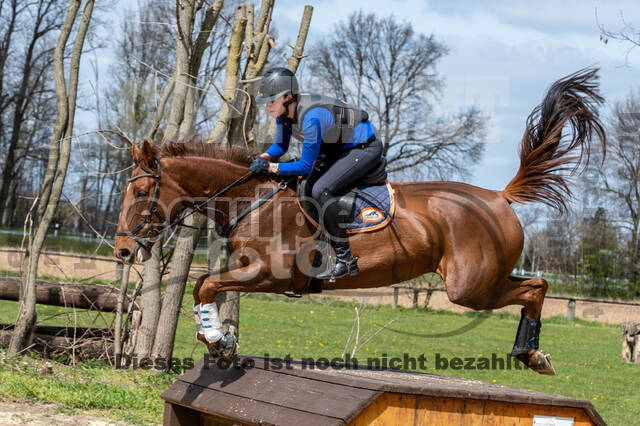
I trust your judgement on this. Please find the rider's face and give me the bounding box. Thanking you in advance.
[266,94,293,119]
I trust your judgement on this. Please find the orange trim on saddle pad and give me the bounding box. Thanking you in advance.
[295,180,396,234]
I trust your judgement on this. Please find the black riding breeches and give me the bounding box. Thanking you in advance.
[311,138,383,200]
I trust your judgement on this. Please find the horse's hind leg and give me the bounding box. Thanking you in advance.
[492,275,555,376]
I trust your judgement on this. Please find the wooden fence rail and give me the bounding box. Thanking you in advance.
[0,277,138,312]
[390,286,640,321]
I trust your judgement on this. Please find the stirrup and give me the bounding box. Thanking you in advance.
[316,256,359,282]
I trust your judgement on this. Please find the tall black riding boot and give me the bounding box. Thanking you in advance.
[315,190,359,281]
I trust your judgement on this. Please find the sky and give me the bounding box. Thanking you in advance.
[268,0,640,190]
[90,0,640,192]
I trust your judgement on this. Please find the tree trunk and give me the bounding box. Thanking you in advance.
[218,3,313,338]
[163,0,196,142]
[74,176,88,233]
[210,3,314,343]
[9,0,94,357]
[178,0,224,138]
[132,239,163,358]
[151,214,203,362]
[210,6,248,144]
[226,0,277,146]
[286,5,313,73]
[114,263,131,365]
[142,0,224,371]
[630,232,639,298]
[1,179,15,226]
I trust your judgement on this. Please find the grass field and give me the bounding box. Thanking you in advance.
[0,287,637,425]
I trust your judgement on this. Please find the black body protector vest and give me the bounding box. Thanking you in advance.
[288,93,370,157]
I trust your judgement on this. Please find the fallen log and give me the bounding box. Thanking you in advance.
[0,277,138,312]
[0,326,113,360]
[0,323,113,339]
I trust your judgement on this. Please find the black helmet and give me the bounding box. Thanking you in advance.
[255,67,299,104]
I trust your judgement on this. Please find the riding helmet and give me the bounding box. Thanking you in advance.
[255,67,299,104]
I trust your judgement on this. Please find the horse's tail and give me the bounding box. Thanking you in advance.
[502,67,606,212]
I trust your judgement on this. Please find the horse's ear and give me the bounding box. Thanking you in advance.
[132,139,155,169]
[131,140,141,163]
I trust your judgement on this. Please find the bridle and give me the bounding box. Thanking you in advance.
[116,156,258,252]
[116,158,165,253]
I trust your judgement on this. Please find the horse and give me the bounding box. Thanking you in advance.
[114,68,606,375]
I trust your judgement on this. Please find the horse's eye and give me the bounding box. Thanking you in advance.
[136,190,148,198]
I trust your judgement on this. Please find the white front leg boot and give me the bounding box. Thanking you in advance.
[200,302,224,344]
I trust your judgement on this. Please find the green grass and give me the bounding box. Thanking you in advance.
[0,290,637,425]
[0,357,172,424]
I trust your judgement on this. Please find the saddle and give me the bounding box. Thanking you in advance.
[295,155,390,233]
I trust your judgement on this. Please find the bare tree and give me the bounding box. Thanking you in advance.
[86,1,176,235]
[9,0,94,356]
[206,2,311,349]
[307,11,486,179]
[597,93,640,297]
[224,1,279,145]
[118,0,227,368]
[0,0,65,225]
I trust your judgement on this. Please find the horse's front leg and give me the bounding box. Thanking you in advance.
[192,259,289,365]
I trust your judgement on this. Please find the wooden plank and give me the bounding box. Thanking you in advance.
[163,402,203,426]
[349,393,599,426]
[482,399,596,426]
[162,379,344,426]
[243,356,590,409]
[177,360,380,422]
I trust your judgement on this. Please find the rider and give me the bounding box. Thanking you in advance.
[250,67,383,281]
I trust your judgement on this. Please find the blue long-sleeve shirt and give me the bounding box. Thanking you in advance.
[265,107,375,176]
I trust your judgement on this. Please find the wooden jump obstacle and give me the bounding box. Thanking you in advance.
[161,356,605,426]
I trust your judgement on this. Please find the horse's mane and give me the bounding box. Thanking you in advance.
[155,137,258,166]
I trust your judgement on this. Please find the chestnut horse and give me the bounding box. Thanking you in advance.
[115,69,605,374]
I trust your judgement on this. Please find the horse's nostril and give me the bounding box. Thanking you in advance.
[118,248,131,259]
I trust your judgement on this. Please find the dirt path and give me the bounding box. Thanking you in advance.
[0,401,135,425]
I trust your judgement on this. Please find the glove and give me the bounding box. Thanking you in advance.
[250,158,269,174]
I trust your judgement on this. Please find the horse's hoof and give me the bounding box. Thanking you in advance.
[207,333,238,365]
[218,332,238,364]
[532,350,556,376]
